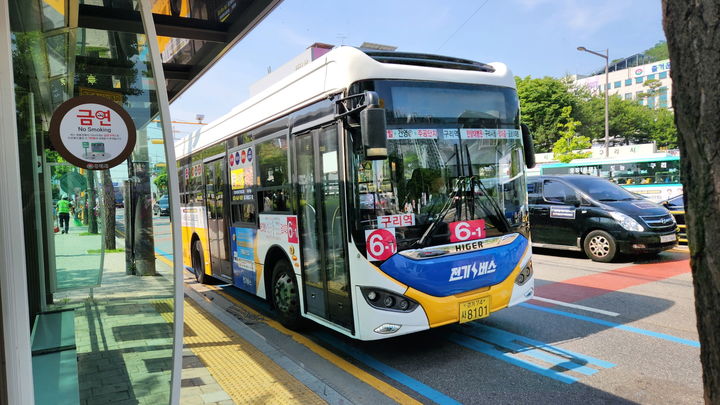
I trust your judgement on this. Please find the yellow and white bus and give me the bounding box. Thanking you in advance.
[175,46,536,340]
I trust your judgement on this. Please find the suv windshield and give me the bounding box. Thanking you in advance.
[564,176,640,201]
[349,80,528,252]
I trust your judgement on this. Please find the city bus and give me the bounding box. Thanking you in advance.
[175,46,536,340]
[540,156,682,203]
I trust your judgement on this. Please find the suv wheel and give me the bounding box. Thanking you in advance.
[583,230,618,262]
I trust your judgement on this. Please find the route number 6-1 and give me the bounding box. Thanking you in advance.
[450,219,486,243]
[365,229,397,261]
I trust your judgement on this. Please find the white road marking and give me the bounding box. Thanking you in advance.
[531,296,620,317]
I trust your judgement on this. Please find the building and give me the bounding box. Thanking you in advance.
[0,1,280,404]
[574,55,672,109]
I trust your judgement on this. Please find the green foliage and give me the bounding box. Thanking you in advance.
[517,74,678,153]
[515,76,579,153]
[643,40,669,62]
[153,168,168,194]
[638,79,662,99]
[573,95,677,148]
[552,107,591,163]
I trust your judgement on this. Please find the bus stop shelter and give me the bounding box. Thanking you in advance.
[0,0,281,403]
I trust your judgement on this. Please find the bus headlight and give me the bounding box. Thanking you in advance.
[360,287,418,312]
[515,261,533,286]
[609,212,645,232]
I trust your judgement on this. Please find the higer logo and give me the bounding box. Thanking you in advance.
[449,259,496,282]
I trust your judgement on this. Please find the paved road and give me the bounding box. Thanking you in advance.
[142,215,702,404]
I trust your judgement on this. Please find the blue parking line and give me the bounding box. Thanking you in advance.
[314,332,462,405]
[447,332,577,384]
[520,303,700,348]
[465,323,616,369]
[459,324,611,376]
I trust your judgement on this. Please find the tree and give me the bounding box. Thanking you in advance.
[102,170,116,250]
[663,1,720,403]
[552,107,591,163]
[643,40,670,62]
[638,78,663,99]
[516,76,579,152]
[153,168,168,196]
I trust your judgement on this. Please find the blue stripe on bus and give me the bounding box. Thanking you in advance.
[314,332,462,405]
[458,323,614,373]
[520,303,700,348]
[447,332,577,384]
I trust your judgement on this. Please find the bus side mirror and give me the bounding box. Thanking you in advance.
[360,103,388,160]
[521,123,536,169]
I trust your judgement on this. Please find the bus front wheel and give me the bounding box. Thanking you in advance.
[192,241,207,284]
[271,260,303,329]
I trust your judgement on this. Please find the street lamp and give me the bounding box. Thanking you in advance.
[578,46,609,157]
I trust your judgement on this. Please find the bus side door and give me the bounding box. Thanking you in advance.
[204,157,232,281]
[294,124,353,331]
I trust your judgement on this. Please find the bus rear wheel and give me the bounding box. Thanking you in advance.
[192,241,208,284]
[271,260,303,329]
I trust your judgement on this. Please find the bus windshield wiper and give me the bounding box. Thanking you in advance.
[470,175,511,233]
[415,176,467,248]
[464,144,511,233]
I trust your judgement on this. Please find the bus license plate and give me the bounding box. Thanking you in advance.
[660,234,677,243]
[459,297,490,323]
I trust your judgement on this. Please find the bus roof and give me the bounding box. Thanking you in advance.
[541,155,680,168]
[174,46,517,160]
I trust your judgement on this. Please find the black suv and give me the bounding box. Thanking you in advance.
[528,175,678,262]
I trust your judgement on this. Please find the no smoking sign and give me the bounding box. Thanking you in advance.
[365,229,397,261]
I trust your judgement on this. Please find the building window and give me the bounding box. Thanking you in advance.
[660,100,668,108]
[614,81,621,88]
[659,93,668,101]
[635,77,644,84]
[624,93,632,100]
[639,99,645,105]
[647,97,656,108]
[625,79,632,86]
[659,71,668,79]
[647,74,656,80]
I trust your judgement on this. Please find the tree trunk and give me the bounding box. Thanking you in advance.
[87,170,98,234]
[102,170,116,250]
[662,1,720,403]
[133,161,156,276]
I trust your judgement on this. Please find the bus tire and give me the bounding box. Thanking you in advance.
[192,241,208,284]
[271,260,303,329]
[583,230,617,262]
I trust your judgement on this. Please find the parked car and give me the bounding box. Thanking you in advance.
[153,195,170,216]
[528,175,678,262]
[662,194,686,244]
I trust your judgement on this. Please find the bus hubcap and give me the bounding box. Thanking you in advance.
[589,236,610,257]
[274,273,296,313]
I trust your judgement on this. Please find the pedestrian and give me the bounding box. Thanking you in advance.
[56,196,74,234]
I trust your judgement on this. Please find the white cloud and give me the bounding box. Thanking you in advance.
[514,0,630,34]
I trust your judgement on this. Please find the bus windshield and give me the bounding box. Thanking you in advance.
[350,80,528,252]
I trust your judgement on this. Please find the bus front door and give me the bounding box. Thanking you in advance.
[204,158,232,281]
[295,126,353,331]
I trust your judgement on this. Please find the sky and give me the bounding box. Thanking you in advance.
[169,0,666,137]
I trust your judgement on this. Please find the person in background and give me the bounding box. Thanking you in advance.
[56,196,74,234]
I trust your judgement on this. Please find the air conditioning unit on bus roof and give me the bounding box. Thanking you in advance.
[249,42,336,97]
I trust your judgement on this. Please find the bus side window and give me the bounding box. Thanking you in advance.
[256,134,291,212]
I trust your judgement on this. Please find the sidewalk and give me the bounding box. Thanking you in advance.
[50,223,332,405]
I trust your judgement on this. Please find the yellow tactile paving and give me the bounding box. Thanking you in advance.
[183,299,326,404]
